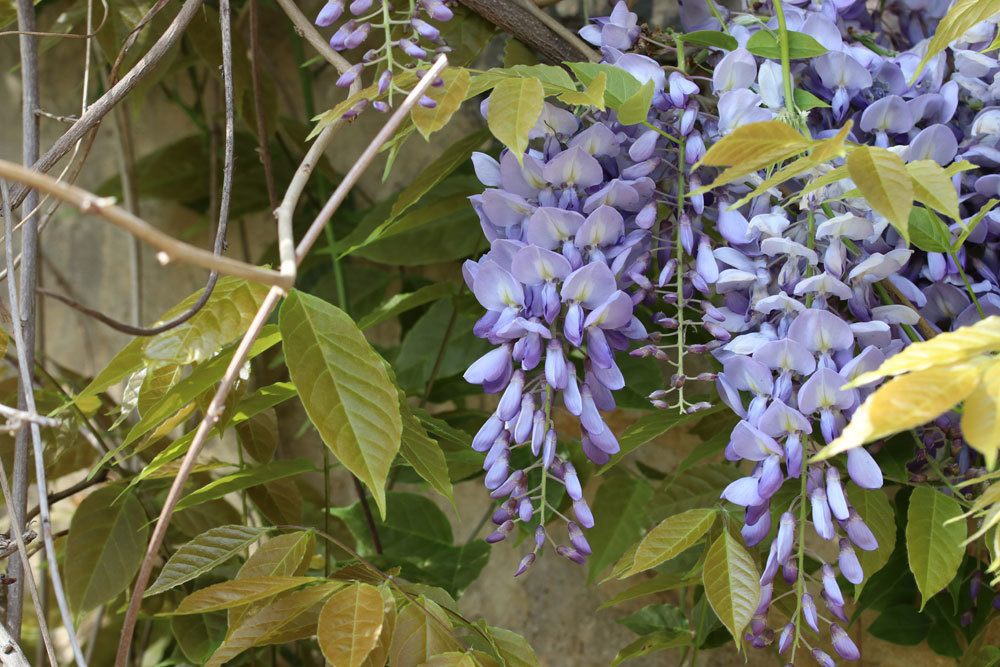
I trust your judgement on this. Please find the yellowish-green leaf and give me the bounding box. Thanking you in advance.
[815,363,982,461]
[483,626,540,667]
[611,630,692,666]
[175,577,318,614]
[961,359,1000,468]
[65,485,148,616]
[850,316,1000,384]
[795,164,849,200]
[236,408,278,463]
[486,77,544,161]
[279,290,402,518]
[399,398,454,503]
[695,120,811,180]
[911,0,1000,84]
[146,525,269,597]
[172,612,227,665]
[847,488,896,596]
[174,458,313,513]
[412,69,472,140]
[558,71,607,109]
[237,531,314,579]
[388,598,461,667]
[419,652,478,667]
[361,585,398,667]
[908,159,960,220]
[205,583,340,667]
[847,146,913,240]
[616,79,655,126]
[702,530,760,641]
[906,487,968,609]
[621,508,717,577]
[318,583,386,667]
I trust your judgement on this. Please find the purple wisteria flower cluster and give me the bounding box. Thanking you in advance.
[314,0,453,115]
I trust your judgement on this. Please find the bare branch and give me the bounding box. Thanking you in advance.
[273,0,357,72]
[0,618,30,667]
[0,403,61,428]
[2,178,87,665]
[457,0,599,64]
[0,160,291,290]
[114,55,449,667]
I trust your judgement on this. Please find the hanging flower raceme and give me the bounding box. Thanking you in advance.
[314,0,453,116]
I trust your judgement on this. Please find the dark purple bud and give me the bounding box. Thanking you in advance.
[377,69,392,95]
[830,624,860,661]
[961,610,974,627]
[778,623,794,654]
[568,522,592,555]
[349,0,373,14]
[316,1,345,26]
[514,552,536,576]
[399,38,427,60]
[971,571,983,599]
[750,615,767,636]
[492,499,515,524]
[756,582,773,615]
[993,595,1000,611]
[486,520,514,543]
[418,95,437,108]
[812,649,836,667]
[838,538,864,585]
[742,509,771,546]
[782,560,798,585]
[411,17,440,40]
[556,545,586,565]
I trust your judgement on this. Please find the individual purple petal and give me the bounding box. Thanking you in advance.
[814,51,872,91]
[846,447,883,489]
[802,593,819,632]
[839,538,864,585]
[486,519,515,543]
[730,421,783,461]
[723,356,774,395]
[778,623,794,655]
[561,261,618,309]
[530,410,545,456]
[564,371,582,415]
[601,49,666,91]
[576,206,625,249]
[557,544,587,565]
[785,433,803,478]
[713,48,757,92]
[811,486,835,540]
[907,124,958,165]
[473,260,524,312]
[544,340,568,389]
[568,521,593,555]
[758,455,784,499]
[812,648,836,667]
[511,246,572,286]
[860,94,915,134]
[722,476,764,507]
[753,338,817,375]
[826,466,850,520]
[543,146,604,189]
[742,509,772,546]
[831,624,860,661]
[573,498,595,528]
[788,309,854,354]
[316,1,344,26]
[542,428,557,468]
[580,384,606,435]
[563,461,583,500]
[584,291,633,330]
[569,123,621,157]
[514,552,536,576]
[775,512,796,564]
[843,508,878,551]
[497,370,525,421]
[822,563,844,606]
[798,368,854,414]
[465,345,512,385]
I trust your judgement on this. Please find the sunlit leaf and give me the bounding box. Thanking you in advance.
[587,474,653,582]
[558,71,607,109]
[205,583,340,666]
[617,79,655,126]
[420,652,478,666]
[387,598,461,667]
[847,146,913,240]
[146,525,269,597]
[175,577,318,614]
[746,29,828,59]
[911,0,1000,83]
[486,77,544,161]
[682,30,737,51]
[908,159,960,220]
[908,207,953,253]
[236,408,278,463]
[695,120,810,171]
[566,62,643,108]
[174,458,313,513]
[65,485,148,616]
[961,359,1000,467]
[620,508,718,577]
[361,585,398,667]
[318,582,386,667]
[906,487,967,609]
[702,530,760,641]
[412,69,472,140]
[816,363,982,460]
[279,290,402,518]
[483,625,540,667]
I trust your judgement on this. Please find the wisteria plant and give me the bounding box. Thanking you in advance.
[3,0,1000,665]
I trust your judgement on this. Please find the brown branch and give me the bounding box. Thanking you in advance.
[114,56,449,667]
[352,477,383,554]
[457,0,599,64]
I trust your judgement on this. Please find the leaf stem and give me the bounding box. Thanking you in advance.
[949,249,985,318]
[772,0,799,120]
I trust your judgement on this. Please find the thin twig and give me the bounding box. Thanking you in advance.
[2,179,88,666]
[352,476,383,554]
[0,619,30,667]
[2,0,203,213]
[0,403,61,428]
[273,0,356,71]
[114,56,449,667]
[0,160,288,289]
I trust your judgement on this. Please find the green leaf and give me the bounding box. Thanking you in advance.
[317,583,386,667]
[620,508,718,577]
[599,406,722,473]
[231,531,315,628]
[587,474,653,582]
[236,408,278,464]
[504,64,576,92]
[172,612,227,665]
[557,71,607,110]
[598,572,701,609]
[399,398,455,503]
[279,290,402,518]
[955,198,999,249]
[65,485,148,616]
[911,0,1000,83]
[175,576,319,614]
[702,530,761,641]
[908,159,960,220]
[205,583,340,667]
[358,282,458,330]
[611,630,691,666]
[847,146,914,241]
[483,626,540,667]
[616,79,655,126]
[847,487,896,596]
[908,207,953,253]
[617,603,688,635]
[682,30,738,51]
[394,298,491,393]
[486,77,545,160]
[411,68,472,140]
[76,277,270,402]
[746,29,828,59]
[793,88,831,110]
[650,463,741,522]
[867,604,931,645]
[174,459,314,513]
[122,327,281,447]
[906,486,967,609]
[146,525,269,597]
[388,598,461,667]
[566,62,642,108]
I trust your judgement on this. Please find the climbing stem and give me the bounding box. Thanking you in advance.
[789,458,810,663]
[674,36,687,411]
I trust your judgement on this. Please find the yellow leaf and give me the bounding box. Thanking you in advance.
[815,364,982,461]
[796,164,849,200]
[907,159,960,220]
[175,577,317,615]
[317,583,386,667]
[623,508,718,577]
[847,146,913,240]
[486,77,545,162]
[361,586,397,667]
[558,71,607,110]
[698,120,811,168]
[412,69,472,140]
[961,359,1000,468]
[911,0,1000,84]
[850,316,1000,386]
[388,598,461,667]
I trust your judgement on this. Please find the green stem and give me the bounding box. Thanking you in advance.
[950,249,985,318]
[381,0,395,105]
[642,120,681,146]
[674,37,688,412]
[706,0,730,34]
[772,0,799,119]
[789,458,810,662]
[539,384,553,526]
